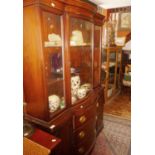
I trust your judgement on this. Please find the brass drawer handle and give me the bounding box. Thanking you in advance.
[79,116,86,123]
[78,147,84,154]
[96,102,99,107]
[78,131,85,139]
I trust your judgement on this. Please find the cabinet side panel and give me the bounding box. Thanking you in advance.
[24,6,48,119]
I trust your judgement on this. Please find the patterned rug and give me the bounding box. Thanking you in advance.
[91,114,131,155]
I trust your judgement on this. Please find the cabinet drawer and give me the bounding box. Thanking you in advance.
[73,117,96,145]
[74,132,96,155]
[73,104,96,129]
[72,93,94,112]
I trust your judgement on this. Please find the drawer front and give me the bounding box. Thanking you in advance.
[74,132,96,155]
[72,93,95,112]
[73,117,96,145]
[73,104,96,129]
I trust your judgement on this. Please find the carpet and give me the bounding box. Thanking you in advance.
[91,129,113,155]
[91,114,131,155]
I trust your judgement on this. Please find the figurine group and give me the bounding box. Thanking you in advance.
[48,75,92,112]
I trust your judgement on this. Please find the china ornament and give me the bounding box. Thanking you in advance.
[77,87,87,99]
[48,95,60,113]
[71,75,81,90]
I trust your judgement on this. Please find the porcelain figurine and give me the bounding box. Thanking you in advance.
[60,97,65,109]
[71,89,78,96]
[80,83,92,93]
[72,95,77,104]
[71,75,81,90]
[77,87,87,99]
[48,33,61,43]
[70,30,84,46]
[48,95,60,113]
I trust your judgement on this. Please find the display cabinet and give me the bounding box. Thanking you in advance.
[24,0,105,154]
[101,46,122,102]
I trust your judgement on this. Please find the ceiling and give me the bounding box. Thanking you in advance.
[89,0,131,9]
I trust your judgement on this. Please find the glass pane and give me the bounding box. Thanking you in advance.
[116,50,121,89]
[42,11,65,113]
[70,17,93,104]
[108,51,116,93]
[94,25,101,87]
[101,49,107,85]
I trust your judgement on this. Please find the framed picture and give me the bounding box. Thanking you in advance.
[118,12,131,31]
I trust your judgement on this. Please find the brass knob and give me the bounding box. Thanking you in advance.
[80,105,84,109]
[50,125,56,130]
[78,147,84,154]
[79,116,86,123]
[79,131,85,139]
[51,2,55,7]
[96,102,99,107]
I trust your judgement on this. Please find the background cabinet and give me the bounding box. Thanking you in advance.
[24,0,105,154]
[101,46,122,102]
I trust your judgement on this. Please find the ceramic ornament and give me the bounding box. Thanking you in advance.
[80,83,92,93]
[71,75,81,90]
[60,97,65,109]
[48,95,60,113]
[48,33,61,42]
[72,95,77,104]
[71,89,78,96]
[77,87,87,99]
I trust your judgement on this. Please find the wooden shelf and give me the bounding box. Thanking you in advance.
[47,78,63,86]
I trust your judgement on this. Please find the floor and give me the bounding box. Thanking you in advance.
[104,92,131,120]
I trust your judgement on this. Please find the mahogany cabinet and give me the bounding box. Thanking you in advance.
[23,0,105,154]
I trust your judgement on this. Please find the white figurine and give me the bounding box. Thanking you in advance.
[71,75,81,90]
[77,87,87,99]
[72,95,77,104]
[48,95,60,113]
[80,83,92,93]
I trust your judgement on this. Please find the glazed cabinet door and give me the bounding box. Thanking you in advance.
[41,10,66,118]
[101,48,117,99]
[93,25,102,88]
[69,17,93,105]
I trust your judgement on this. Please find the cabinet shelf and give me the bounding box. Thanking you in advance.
[44,43,62,48]
[101,62,116,70]
[47,78,63,85]
[70,44,91,47]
